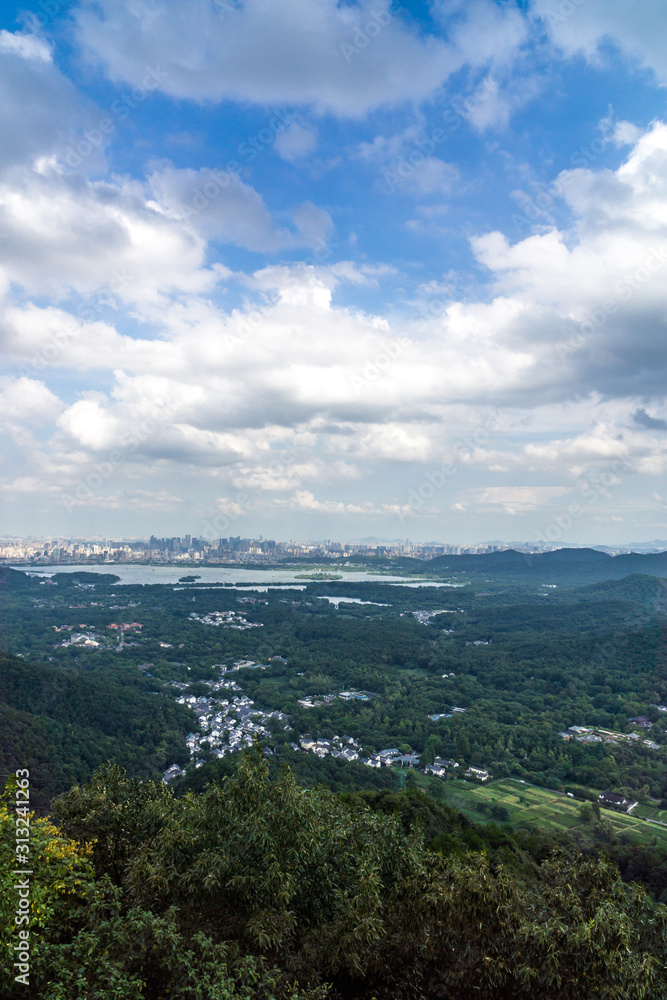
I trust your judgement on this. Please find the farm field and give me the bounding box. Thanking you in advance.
[635,802,667,823]
[443,778,667,848]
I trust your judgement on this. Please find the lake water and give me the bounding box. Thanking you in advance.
[173,584,307,592]
[14,564,462,588]
[317,596,390,606]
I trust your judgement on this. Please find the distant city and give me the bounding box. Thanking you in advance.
[2,535,666,565]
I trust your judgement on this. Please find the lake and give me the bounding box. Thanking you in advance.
[14,564,463,588]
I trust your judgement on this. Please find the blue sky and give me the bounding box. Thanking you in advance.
[2,0,667,544]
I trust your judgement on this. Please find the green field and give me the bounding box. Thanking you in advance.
[442,778,667,848]
[634,802,667,823]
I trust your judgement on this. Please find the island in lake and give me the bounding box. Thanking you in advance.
[295,571,343,580]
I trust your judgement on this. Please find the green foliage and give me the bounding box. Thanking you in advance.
[42,754,667,1000]
[0,773,329,1000]
[51,763,174,884]
[0,652,193,809]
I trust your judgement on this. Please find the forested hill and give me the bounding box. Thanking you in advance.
[0,652,193,811]
[568,573,667,608]
[429,547,667,583]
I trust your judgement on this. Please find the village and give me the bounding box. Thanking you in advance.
[558,718,666,752]
[188,609,264,630]
[163,664,491,785]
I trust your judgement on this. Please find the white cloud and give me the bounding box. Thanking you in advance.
[0,158,335,313]
[0,29,107,173]
[522,423,667,476]
[402,157,459,195]
[534,0,667,85]
[0,169,215,304]
[57,398,119,450]
[4,114,667,534]
[356,123,460,195]
[74,0,461,117]
[456,485,571,514]
[469,122,667,401]
[461,73,543,132]
[0,30,51,62]
[0,377,62,426]
[70,0,536,124]
[230,460,322,493]
[292,202,334,247]
[274,122,318,162]
[148,164,297,251]
[280,490,396,516]
[440,1,528,69]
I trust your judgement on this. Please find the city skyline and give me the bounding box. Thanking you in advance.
[3,533,667,566]
[3,3,667,543]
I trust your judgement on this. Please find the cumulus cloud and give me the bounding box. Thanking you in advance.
[0,158,335,311]
[469,122,667,401]
[460,73,543,132]
[292,202,334,247]
[0,377,62,426]
[0,30,51,62]
[4,107,667,533]
[534,0,667,85]
[438,0,528,69]
[73,0,458,116]
[147,164,297,251]
[279,490,399,517]
[0,169,216,304]
[71,0,535,119]
[0,29,107,173]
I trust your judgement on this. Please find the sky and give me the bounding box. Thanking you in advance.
[2,0,667,545]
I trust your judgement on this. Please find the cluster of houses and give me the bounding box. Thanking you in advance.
[52,615,145,651]
[188,610,264,630]
[294,739,490,782]
[215,659,270,673]
[558,722,662,751]
[425,759,490,781]
[56,631,103,648]
[167,680,290,779]
[297,735,362,761]
[297,689,375,709]
[402,609,463,625]
[52,622,113,649]
[295,739,409,768]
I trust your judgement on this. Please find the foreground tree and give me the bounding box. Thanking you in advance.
[3,753,666,999]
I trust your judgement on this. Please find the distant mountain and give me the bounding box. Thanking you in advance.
[429,547,667,583]
[538,547,610,563]
[350,536,410,544]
